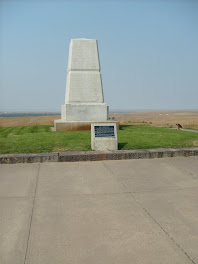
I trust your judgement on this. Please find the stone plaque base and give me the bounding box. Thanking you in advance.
[91,123,118,151]
[54,120,119,131]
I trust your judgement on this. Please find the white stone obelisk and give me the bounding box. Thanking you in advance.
[54,39,113,131]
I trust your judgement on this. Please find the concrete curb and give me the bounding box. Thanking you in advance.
[0,148,198,164]
[0,152,58,164]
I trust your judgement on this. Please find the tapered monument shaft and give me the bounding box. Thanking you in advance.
[54,39,112,131]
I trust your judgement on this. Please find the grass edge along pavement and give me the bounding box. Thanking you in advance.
[0,125,198,155]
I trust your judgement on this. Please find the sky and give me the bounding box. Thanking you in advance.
[0,0,198,112]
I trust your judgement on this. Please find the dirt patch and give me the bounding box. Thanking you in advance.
[0,115,60,127]
[192,140,198,147]
[109,111,198,129]
[53,147,68,152]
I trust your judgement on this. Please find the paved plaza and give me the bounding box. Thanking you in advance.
[0,157,198,264]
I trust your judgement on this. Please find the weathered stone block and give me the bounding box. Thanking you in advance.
[61,103,109,121]
[65,71,103,103]
[67,39,100,72]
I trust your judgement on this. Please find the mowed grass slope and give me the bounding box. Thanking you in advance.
[118,125,198,150]
[0,125,91,154]
[0,125,198,154]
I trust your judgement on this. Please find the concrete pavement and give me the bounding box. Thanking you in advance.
[0,157,198,264]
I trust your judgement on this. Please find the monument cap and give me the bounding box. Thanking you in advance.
[67,39,100,72]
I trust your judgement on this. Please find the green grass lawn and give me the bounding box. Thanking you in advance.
[0,125,198,154]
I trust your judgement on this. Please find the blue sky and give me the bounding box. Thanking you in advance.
[1,0,198,112]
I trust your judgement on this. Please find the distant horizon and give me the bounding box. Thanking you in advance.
[1,109,198,114]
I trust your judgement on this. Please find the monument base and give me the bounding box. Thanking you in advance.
[61,103,109,121]
[54,120,119,131]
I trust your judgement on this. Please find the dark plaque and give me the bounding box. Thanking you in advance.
[94,126,115,137]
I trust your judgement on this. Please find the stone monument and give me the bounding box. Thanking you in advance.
[54,38,118,131]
